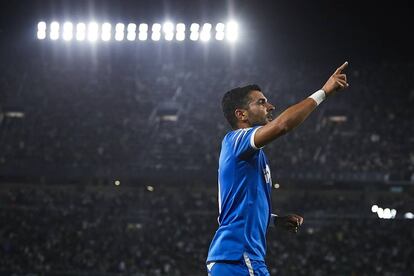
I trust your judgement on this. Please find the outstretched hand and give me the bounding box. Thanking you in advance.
[276,214,304,233]
[322,61,349,97]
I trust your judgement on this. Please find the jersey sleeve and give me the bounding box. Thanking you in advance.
[228,126,262,158]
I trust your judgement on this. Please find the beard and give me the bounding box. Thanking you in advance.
[251,117,269,127]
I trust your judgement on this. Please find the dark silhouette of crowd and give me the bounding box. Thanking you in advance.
[1,183,413,275]
[1,51,413,181]
[1,41,414,276]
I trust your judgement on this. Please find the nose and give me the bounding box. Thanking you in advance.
[266,102,275,111]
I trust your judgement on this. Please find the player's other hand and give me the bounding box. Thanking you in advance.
[276,214,303,233]
[322,61,349,97]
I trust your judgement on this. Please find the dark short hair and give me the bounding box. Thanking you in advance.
[222,84,262,129]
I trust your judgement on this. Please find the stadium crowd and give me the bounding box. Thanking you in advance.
[1,184,413,275]
[0,54,413,180]
[1,45,413,275]
[0,2,413,275]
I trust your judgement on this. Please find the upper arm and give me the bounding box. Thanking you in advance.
[253,119,288,148]
[253,97,318,148]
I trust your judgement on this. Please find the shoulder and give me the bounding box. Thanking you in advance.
[224,128,251,142]
[223,126,262,149]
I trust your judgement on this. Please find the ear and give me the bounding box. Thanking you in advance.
[235,109,248,122]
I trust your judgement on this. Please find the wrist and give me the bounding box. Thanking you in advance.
[308,89,326,106]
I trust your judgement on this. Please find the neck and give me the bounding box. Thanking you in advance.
[235,122,251,129]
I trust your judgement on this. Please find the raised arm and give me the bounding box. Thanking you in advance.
[254,61,349,148]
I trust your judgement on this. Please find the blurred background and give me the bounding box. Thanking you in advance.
[0,0,413,275]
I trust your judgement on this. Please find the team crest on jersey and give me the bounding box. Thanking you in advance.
[263,164,272,185]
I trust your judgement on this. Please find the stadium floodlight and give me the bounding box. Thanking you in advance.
[404,212,414,219]
[37,21,46,40]
[38,20,237,43]
[76,23,86,41]
[377,207,384,218]
[138,23,148,41]
[151,23,161,41]
[115,23,125,41]
[383,208,391,219]
[372,205,397,219]
[37,31,46,40]
[176,23,185,41]
[63,22,73,41]
[87,22,99,42]
[190,23,200,32]
[200,23,212,42]
[190,23,200,41]
[215,22,225,40]
[101,23,111,41]
[226,21,238,42]
[38,21,46,31]
[127,23,137,41]
[215,32,225,41]
[163,22,174,41]
[216,22,225,32]
[50,21,60,40]
[165,33,174,41]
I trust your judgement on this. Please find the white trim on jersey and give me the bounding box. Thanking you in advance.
[207,262,216,272]
[250,126,262,149]
[234,129,247,150]
[243,252,255,276]
[217,178,222,225]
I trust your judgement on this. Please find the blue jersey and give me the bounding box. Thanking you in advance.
[207,126,273,262]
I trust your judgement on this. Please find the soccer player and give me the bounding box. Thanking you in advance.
[206,62,349,275]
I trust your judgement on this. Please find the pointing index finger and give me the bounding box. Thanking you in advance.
[335,61,349,74]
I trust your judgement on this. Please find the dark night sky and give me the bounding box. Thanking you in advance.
[0,0,413,62]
